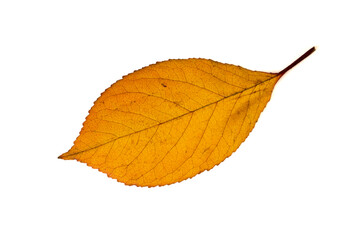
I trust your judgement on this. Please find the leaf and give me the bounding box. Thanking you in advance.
[59,47,315,187]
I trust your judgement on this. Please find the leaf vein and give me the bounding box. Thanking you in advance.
[62,75,278,158]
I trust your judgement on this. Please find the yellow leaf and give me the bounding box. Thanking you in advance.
[59,47,315,187]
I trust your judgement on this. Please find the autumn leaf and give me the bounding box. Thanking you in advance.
[59,47,315,187]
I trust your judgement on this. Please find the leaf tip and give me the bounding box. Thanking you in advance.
[58,152,72,160]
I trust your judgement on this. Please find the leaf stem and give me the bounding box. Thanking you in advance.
[278,46,316,75]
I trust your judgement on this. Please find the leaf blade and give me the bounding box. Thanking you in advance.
[60,48,314,187]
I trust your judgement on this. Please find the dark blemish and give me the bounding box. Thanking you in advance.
[161,83,167,87]
[203,147,210,154]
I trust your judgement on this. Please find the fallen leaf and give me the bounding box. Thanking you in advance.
[59,47,315,187]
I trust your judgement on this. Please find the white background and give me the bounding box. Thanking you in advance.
[1,0,359,239]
